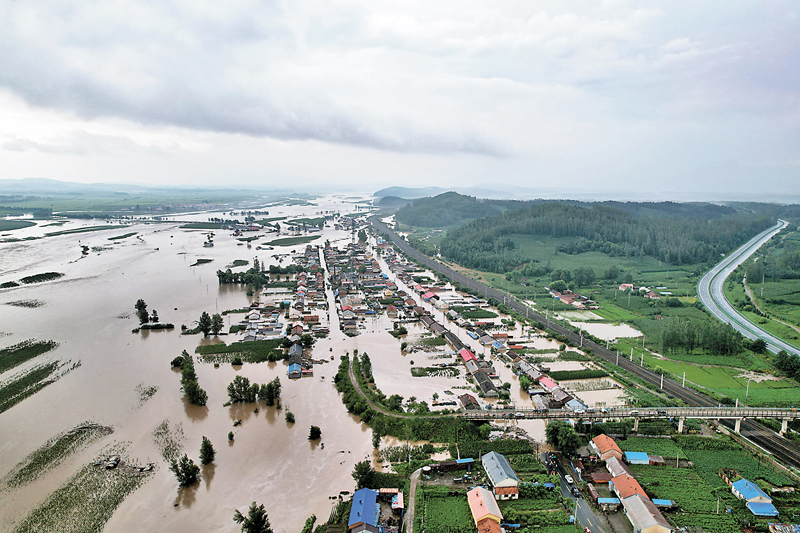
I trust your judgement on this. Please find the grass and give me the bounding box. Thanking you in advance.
[190,258,213,267]
[265,235,321,247]
[108,232,137,240]
[4,299,46,308]
[0,339,59,374]
[4,423,113,488]
[416,486,473,533]
[229,259,249,268]
[194,339,285,363]
[0,220,36,231]
[45,225,124,237]
[286,217,326,227]
[180,222,227,229]
[410,367,459,377]
[255,216,287,224]
[12,447,149,533]
[724,281,800,349]
[0,360,79,414]
[630,464,743,533]
[20,272,64,284]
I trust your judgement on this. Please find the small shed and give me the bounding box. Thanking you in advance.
[598,498,620,512]
[625,451,650,465]
[747,502,780,517]
[288,363,302,378]
[652,499,674,508]
[648,455,665,466]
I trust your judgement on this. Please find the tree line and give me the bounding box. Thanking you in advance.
[660,318,744,356]
[439,202,774,273]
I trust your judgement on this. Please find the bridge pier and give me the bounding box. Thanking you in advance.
[781,418,789,435]
[677,418,684,433]
[734,418,742,433]
[633,418,639,432]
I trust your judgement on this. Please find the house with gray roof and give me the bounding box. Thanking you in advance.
[481,451,519,500]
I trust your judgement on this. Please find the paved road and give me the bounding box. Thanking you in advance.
[369,217,800,470]
[404,468,422,533]
[697,219,800,356]
[545,453,608,533]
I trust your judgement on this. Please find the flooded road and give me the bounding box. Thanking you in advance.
[0,196,380,532]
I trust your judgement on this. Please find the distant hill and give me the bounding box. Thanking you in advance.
[0,178,151,194]
[394,192,533,228]
[373,186,447,200]
[377,196,413,209]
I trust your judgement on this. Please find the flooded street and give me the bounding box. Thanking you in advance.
[0,196,380,532]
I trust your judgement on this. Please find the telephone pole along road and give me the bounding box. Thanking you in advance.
[368,216,800,471]
[697,219,800,356]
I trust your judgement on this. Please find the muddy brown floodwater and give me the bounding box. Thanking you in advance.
[0,196,384,533]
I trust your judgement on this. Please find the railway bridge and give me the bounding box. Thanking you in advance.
[460,407,800,435]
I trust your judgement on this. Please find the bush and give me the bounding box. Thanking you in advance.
[309,425,321,440]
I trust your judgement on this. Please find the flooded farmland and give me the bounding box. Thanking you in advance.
[0,196,381,532]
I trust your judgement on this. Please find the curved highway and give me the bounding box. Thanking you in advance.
[369,216,800,471]
[697,219,800,356]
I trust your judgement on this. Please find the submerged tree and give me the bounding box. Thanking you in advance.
[200,436,216,465]
[198,311,212,336]
[169,454,200,487]
[211,313,224,335]
[308,425,321,440]
[233,501,273,533]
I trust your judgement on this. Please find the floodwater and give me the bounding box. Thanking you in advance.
[0,196,381,533]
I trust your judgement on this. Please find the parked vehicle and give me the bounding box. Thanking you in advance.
[565,475,574,484]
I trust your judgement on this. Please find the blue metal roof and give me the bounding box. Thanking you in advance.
[624,451,650,463]
[492,341,504,349]
[747,502,779,517]
[543,483,556,488]
[652,499,673,507]
[732,478,771,502]
[467,332,478,339]
[597,498,620,504]
[456,458,474,464]
[288,363,302,375]
[348,488,378,527]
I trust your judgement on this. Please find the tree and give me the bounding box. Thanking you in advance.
[200,436,215,465]
[233,502,273,533]
[211,313,224,335]
[151,309,159,323]
[135,299,149,325]
[309,425,321,440]
[357,229,367,242]
[557,424,581,457]
[751,338,767,354]
[228,375,258,403]
[372,430,381,449]
[285,410,295,423]
[135,299,147,313]
[184,379,208,406]
[549,279,568,292]
[198,312,212,336]
[352,460,375,489]
[169,454,200,487]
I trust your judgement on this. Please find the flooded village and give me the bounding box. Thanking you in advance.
[1,194,798,533]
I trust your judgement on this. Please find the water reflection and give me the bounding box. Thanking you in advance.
[202,463,216,491]
[173,483,199,509]
[183,397,209,421]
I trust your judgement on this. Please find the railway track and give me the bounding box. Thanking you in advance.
[370,217,800,471]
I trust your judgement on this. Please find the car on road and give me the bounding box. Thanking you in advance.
[565,475,574,484]
[657,410,667,416]
[515,412,524,418]
[572,487,581,497]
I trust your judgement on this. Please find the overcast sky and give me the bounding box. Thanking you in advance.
[0,0,798,199]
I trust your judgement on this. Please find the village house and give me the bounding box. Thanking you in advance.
[467,487,503,525]
[591,434,624,462]
[481,451,519,500]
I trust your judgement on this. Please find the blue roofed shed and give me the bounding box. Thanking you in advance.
[288,363,302,378]
[732,479,773,503]
[625,451,650,465]
[348,488,379,529]
[747,502,779,517]
[652,499,674,508]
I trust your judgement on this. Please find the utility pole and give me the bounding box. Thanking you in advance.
[682,372,686,388]
[660,374,664,390]
[616,352,619,365]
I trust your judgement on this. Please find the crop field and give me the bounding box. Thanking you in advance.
[12,447,150,533]
[0,339,59,374]
[616,437,687,459]
[265,235,321,247]
[638,352,798,405]
[4,423,113,488]
[179,222,227,229]
[0,360,79,414]
[685,450,794,487]
[107,232,137,240]
[416,486,473,533]
[195,339,284,363]
[0,220,36,231]
[630,465,743,533]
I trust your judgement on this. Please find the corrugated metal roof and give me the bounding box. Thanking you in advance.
[622,495,671,531]
[482,451,519,486]
[747,502,780,516]
[467,487,502,524]
[625,451,650,464]
[598,498,620,504]
[733,478,771,502]
[348,488,378,527]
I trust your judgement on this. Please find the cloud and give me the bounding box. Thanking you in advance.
[1,130,175,156]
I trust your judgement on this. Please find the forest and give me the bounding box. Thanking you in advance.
[394,192,532,227]
[438,202,774,272]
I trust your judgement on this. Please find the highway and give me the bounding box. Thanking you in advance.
[697,219,800,356]
[369,217,800,471]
